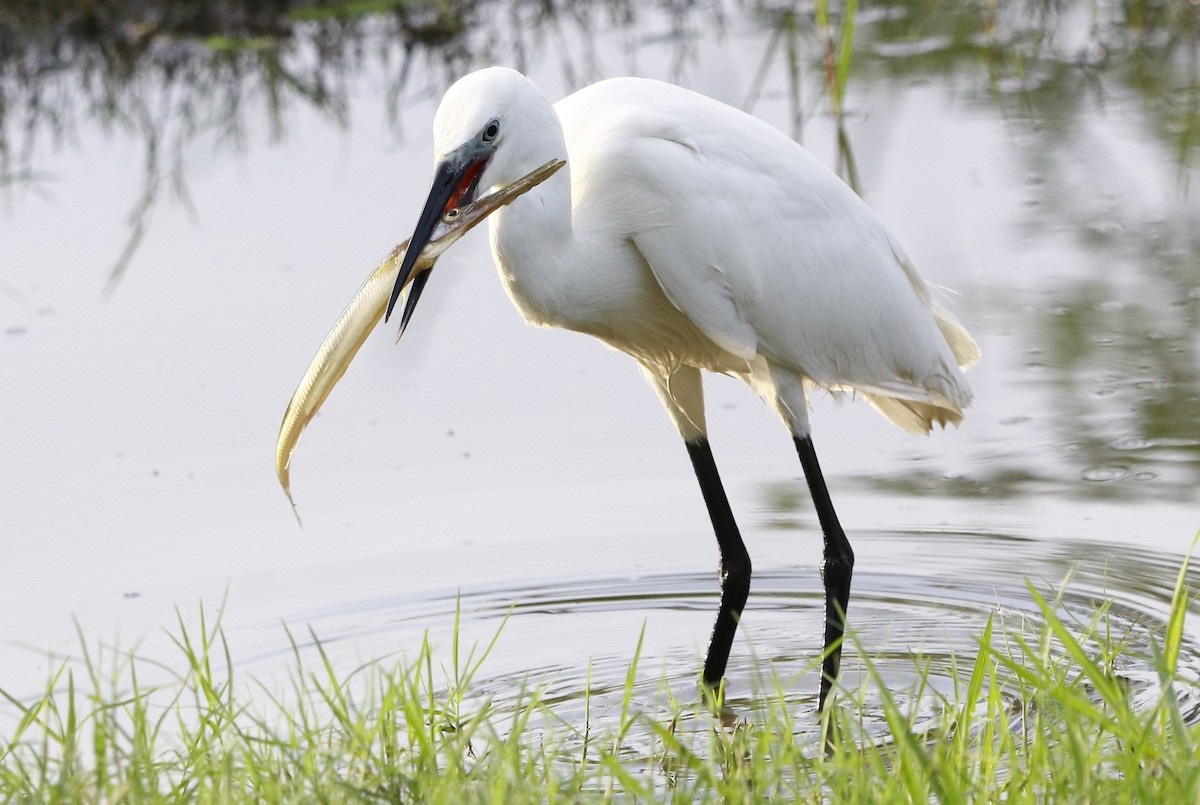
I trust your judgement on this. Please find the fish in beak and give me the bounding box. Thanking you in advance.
[276,158,564,518]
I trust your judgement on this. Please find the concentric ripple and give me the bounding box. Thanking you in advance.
[220,527,1200,753]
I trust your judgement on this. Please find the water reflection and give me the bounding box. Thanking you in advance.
[4,1,1198,255]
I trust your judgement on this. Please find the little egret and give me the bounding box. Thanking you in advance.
[385,67,980,712]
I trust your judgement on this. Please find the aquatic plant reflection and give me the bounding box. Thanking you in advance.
[2,0,1197,496]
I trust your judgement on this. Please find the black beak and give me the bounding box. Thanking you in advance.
[396,269,433,340]
[385,155,486,331]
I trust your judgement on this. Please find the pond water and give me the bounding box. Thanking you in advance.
[1,0,1198,746]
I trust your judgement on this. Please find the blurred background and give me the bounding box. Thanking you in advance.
[1,0,1198,730]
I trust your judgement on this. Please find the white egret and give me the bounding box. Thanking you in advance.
[384,67,980,712]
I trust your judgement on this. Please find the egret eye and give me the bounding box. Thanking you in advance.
[482,118,500,143]
[443,207,461,222]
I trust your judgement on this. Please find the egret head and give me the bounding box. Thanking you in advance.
[385,67,561,327]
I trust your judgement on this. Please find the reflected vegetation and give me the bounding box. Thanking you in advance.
[3,0,1197,494]
[844,1,1200,501]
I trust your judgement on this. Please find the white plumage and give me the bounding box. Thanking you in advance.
[389,66,979,714]
[434,69,978,442]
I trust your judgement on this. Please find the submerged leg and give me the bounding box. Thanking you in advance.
[793,435,854,712]
[685,438,752,688]
[638,365,751,689]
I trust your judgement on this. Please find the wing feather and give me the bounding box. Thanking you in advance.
[556,78,977,426]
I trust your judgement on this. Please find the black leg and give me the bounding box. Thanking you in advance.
[793,435,854,712]
[685,438,752,688]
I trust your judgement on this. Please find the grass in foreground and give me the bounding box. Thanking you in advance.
[2,557,1199,803]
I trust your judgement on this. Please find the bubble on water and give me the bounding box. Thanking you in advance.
[1111,437,1150,451]
[872,36,952,58]
[1086,219,1124,237]
[1149,437,1200,449]
[1083,465,1129,482]
[1134,471,1157,481]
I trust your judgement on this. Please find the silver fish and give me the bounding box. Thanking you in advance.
[276,159,566,518]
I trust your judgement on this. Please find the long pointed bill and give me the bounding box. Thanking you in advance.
[385,154,488,324]
[396,268,433,341]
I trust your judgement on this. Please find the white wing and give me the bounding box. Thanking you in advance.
[557,79,976,430]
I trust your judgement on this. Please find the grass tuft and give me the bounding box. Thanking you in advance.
[2,552,1199,802]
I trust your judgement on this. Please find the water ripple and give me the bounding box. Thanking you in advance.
[226,529,1200,745]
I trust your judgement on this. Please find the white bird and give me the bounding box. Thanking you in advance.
[384,66,980,713]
